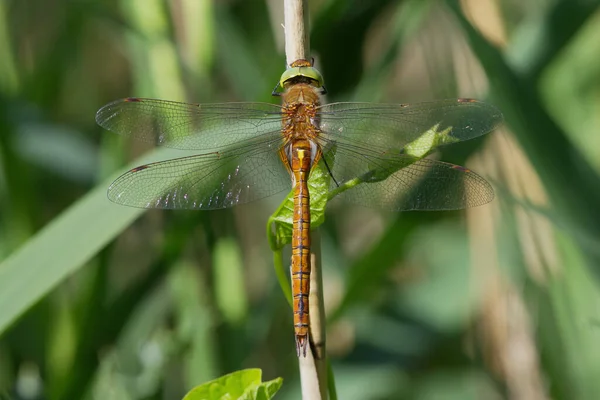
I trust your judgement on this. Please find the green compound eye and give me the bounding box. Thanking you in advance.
[279,66,324,88]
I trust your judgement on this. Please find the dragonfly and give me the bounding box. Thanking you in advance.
[96,59,503,357]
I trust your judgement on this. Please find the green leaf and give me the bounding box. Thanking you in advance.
[182,369,282,400]
[403,124,456,158]
[0,147,192,335]
[252,376,284,400]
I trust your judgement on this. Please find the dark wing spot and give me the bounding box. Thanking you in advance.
[131,164,150,172]
[451,165,471,172]
[125,97,142,102]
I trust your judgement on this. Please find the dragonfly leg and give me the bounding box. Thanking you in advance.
[321,154,339,187]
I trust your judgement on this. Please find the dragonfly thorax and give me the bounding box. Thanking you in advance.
[281,83,322,140]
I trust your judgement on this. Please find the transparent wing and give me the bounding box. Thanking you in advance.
[108,137,290,210]
[317,99,503,153]
[96,98,283,151]
[320,141,493,211]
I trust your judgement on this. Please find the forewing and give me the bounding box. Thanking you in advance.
[108,137,290,209]
[322,143,493,211]
[318,99,503,153]
[96,98,283,151]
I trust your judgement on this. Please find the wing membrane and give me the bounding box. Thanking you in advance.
[108,137,290,210]
[321,142,493,211]
[96,98,283,151]
[318,99,503,153]
[100,97,498,211]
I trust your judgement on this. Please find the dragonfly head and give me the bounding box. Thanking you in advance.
[272,59,327,96]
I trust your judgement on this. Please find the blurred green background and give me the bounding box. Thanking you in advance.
[1,0,600,399]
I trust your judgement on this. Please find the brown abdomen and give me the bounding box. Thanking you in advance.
[290,139,312,356]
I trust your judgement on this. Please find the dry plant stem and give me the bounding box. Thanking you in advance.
[299,343,325,400]
[297,234,327,399]
[284,0,328,398]
[284,0,309,63]
[308,232,328,396]
[309,235,326,361]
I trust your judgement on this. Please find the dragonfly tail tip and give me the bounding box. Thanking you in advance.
[295,335,309,357]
